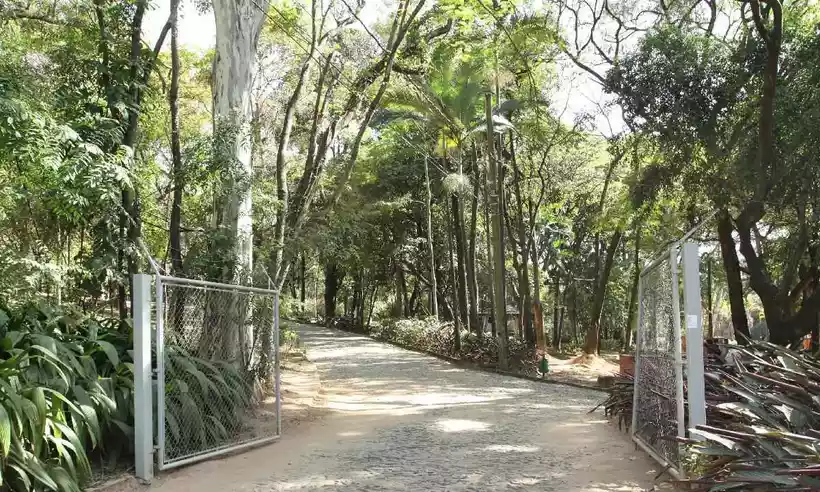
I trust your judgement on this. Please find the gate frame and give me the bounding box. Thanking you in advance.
[630,234,707,478]
[134,273,281,480]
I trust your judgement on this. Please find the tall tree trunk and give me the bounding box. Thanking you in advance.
[552,276,561,350]
[96,0,169,318]
[366,285,378,331]
[271,0,319,289]
[485,93,507,367]
[531,237,544,349]
[424,156,439,317]
[169,0,183,276]
[395,264,407,317]
[717,209,750,339]
[168,0,185,334]
[749,0,781,201]
[452,193,470,332]
[299,254,307,306]
[447,198,463,352]
[583,231,622,354]
[324,263,344,323]
[120,0,148,319]
[408,280,420,316]
[212,0,269,284]
[706,256,714,339]
[483,165,496,337]
[467,152,480,332]
[623,225,641,351]
[354,272,364,330]
[510,133,533,345]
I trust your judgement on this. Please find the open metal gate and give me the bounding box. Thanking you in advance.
[631,240,706,478]
[134,274,281,480]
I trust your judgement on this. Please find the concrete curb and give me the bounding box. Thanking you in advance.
[326,325,605,393]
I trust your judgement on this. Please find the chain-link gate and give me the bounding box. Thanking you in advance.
[631,241,706,478]
[133,274,281,474]
[631,248,684,472]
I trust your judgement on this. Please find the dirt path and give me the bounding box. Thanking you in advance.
[154,324,661,491]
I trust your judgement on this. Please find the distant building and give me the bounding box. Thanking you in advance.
[477,306,520,335]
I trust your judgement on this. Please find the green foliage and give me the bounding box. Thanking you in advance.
[163,348,255,460]
[368,318,535,372]
[0,14,136,307]
[0,303,133,491]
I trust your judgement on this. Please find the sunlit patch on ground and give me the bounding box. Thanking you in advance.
[482,444,540,453]
[434,418,491,432]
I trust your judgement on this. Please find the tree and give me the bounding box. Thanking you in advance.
[211,0,270,284]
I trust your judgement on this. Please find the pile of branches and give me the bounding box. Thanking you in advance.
[592,372,635,431]
[597,340,820,490]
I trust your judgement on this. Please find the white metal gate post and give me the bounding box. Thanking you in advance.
[155,275,166,469]
[630,271,644,438]
[133,274,153,481]
[682,241,706,434]
[274,292,282,436]
[670,246,686,444]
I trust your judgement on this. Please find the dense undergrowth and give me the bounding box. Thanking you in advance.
[0,303,133,491]
[0,303,258,491]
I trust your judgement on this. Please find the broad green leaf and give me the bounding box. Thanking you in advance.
[95,340,119,367]
[41,388,85,422]
[47,465,83,492]
[29,387,46,455]
[206,415,229,441]
[7,464,32,491]
[46,436,77,481]
[15,455,59,491]
[53,423,91,479]
[165,411,181,441]
[0,403,10,456]
[70,385,100,448]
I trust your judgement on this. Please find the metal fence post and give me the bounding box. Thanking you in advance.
[155,275,166,469]
[630,274,644,439]
[274,292,281,436]
[133,274,153,481]
[670,246,686,446]
[682,241,706,434]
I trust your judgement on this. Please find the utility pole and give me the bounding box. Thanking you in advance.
[485,93,508,369]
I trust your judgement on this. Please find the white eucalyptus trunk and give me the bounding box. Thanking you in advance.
[209,0,269,366]
[212,0,269,284]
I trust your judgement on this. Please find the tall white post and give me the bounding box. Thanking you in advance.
[682,241,706,434]
[670,246,686,443]
[630,273,644,439]
[274,292,281,436]
[133,274,153,481]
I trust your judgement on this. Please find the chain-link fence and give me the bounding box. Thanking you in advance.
[156,276,280,469]
[632,250,683,471]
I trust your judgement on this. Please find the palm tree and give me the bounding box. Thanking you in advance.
[374,54,514,351]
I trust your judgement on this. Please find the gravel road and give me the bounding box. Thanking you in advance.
[155,324,660,491]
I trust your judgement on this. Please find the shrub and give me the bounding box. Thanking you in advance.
[0,302,134,491]
[164,348,254,460]
[0,302,258,491]
[369,317,537,372]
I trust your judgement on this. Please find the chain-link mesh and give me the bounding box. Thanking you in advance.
[158,279,279,467]
[634,256,681,467]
